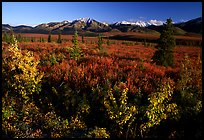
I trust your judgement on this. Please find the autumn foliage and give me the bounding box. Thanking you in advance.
[2,33,202,138]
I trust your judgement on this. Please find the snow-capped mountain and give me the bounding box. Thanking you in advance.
[71,18,96,25]
[113,20,164,27]
[2,17,202,34]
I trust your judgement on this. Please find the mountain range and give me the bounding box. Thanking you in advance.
[2,17,202,35]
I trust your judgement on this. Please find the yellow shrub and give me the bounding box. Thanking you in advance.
[2,35,44,137]
[140,78,178,136]
[104,82,137,137]
[3,35,43,102]
[86,126,110,138]
[177,54,202,114]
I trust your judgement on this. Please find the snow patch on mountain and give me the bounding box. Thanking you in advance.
[147,20,164,26]
[102,22,109,26]
[114,20,165,27]
[134,21,147,27]
[87,18,93,24]
[75,17,91,23]
[62,20,71,24]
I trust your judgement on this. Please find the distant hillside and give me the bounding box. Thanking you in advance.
[147,25,187,35]
[175,17,202,34]
[2,24,12,31]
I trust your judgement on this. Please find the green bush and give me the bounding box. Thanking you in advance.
[2,31,15,44]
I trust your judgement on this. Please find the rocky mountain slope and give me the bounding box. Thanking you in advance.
[2,17,202,35]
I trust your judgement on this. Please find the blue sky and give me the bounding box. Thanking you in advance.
[2,2,202,27]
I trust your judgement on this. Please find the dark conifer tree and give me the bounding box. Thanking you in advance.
[48,31,52,42]
[152,18,176,67]
[57,33,62,43]
[97,34,103,50]
[72,31,78,48]
[3,32,9,43]
[82,35,85,44]
[107,37,110,46]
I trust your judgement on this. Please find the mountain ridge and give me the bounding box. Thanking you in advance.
[2,17,202,35]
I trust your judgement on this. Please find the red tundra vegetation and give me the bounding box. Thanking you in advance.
[2,32,202,138]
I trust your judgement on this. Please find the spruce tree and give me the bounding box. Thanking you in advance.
[48,32,52,42]
[17,34,23,43]
[26,37,30,42]
[72,31,78,48]
[3,32,9,43]
[42,37,45,42]
[39,37,42,42]
[152,18,176,67]
[82,35,85,44]
[10,31,16,44]
[57,33,62,43]
[69,31,83,60]
[107,37,110,46]
[97,34,103,50]
[31,37,35,42]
